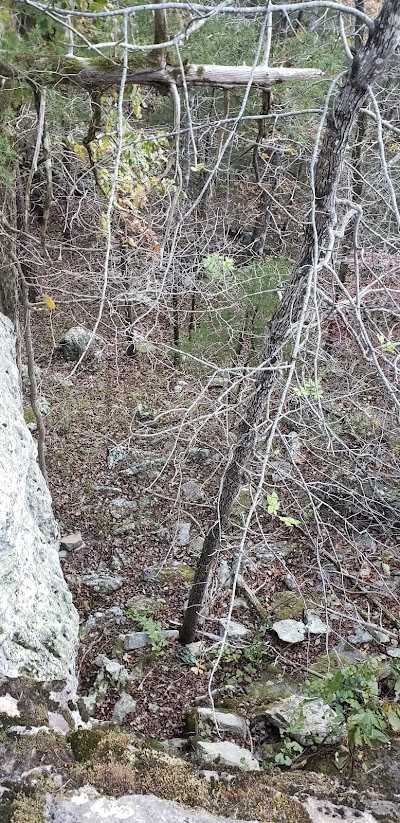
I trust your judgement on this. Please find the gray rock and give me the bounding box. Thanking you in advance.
[219,619,249,640]
[37,395,50,415]
[111,692,137,723]
[373,628,392,643]
[134,402,156,421]
[20,362,43,382]
[120,457,164,478]
[48,711,70,733]
[264,695,341,746]
[175,521,191,547]
[93,656,131,691]
[182,480,204,503]
[0,315,78,684]
[196,708,247,739]
[196,740,259,771]
[386,647,400,658]
[174,380,187,395]
[285,573,297,591]
[124,630,178,651]
[187,448,211,462]
[94,484,121,496]
[158,737,187,753]
[60,532,83,551]
[148,702,160,714]
[109,497,137,520]
[0,694,20,718]
[218,560,233,589]
[81,571,123,595]
[348,626,374,645]
[107,445,131,470]
[355,531,377,552]
[126,595,165,614]
[51,788,260,822]
[111,547,130,570]
[58,325,105,362]
[272,619,306,643]
[304,797,378,823]
[305,611,330,636]
[188,535,205,558]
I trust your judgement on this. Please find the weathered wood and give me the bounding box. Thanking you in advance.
[0,56,323,91]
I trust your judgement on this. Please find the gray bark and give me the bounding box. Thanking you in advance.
[0,56,322,91]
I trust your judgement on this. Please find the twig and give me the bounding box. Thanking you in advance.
[20,274,48,484]
[322,548,400,631]
[237,573,270,622]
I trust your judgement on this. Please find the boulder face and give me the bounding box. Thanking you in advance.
[0,315,78,685]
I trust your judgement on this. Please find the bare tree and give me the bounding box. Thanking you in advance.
[180,0,400,644]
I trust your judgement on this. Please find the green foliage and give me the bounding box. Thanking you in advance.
[265,489,300,528]
[275,739,304,767]
[205,627,269,688]
[0,112,18,184]
[306,658,400,766]
[272,30,347,120]
[180,256,291,369]
[202,253,234,280]
[181,15,259,66]
[294,378,323,401]
[377,334,398,354]
[126,609,167,653]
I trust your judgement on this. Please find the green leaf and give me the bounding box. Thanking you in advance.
[266,490,280,515]
[387,707,400,732]
[278,515,301,528]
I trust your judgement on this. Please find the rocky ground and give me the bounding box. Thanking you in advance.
[6,255,399,821]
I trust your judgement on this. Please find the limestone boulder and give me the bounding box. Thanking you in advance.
[51,790,261,823]
[0,315,78,686]
[264,695,342,746]
[58,325,105,361]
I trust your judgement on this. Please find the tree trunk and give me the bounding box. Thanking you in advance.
[0,186,18,321]
[0,56,322,92]
[179,0,400,645]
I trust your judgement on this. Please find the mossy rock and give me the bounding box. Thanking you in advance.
[145,563,195,584]
[311,648,366,676]
[272,592,307,621]
[246,679,295,707]
[10,790,46,823]
[23,407,37,425]
[68,728,132,763]
[67,736,310,821]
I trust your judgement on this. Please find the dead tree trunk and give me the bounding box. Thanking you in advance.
[179,0,400,645]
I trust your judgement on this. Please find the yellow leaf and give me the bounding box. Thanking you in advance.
[45,294,56,310]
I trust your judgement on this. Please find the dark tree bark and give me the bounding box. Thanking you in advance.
[0,186,18,321]
[179,0,400,645]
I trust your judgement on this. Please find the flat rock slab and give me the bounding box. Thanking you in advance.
[219,619,250,640]
[303,797,378,823]
[272,619,306,643]
[196,708,247,739]
[196,740,259,771]
[51,791,259,823]
[60,532,83,551]
[124,630,178,651]
[81,572,123,594]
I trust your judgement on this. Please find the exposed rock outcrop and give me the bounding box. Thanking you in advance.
[0,314,78,686]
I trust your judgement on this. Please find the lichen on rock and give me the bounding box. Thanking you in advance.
[0,315,78,687]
